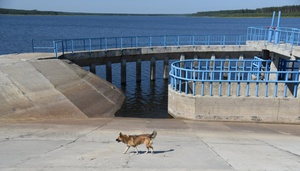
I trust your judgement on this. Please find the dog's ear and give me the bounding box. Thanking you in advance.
[119,132,122,136]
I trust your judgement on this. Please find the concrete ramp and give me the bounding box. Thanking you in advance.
[0,54,125,119]
[30,59,125,117]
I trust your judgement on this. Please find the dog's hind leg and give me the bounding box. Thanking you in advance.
[144,147,149,154]
[123,145,130,154]
[149,146,154,154]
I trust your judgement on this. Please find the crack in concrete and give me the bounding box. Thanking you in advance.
[45,123,106,154]
[256,139,300,158]
[11,124,105,168]
[197,135,235,169]
[122,155,133,168]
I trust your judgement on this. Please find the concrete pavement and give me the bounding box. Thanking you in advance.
[1,118,300,170]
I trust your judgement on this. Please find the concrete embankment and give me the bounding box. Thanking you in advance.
[0,53,125,120]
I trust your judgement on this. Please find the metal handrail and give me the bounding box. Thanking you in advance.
[31,26,300,58]
[169,59,300,97]
[32,34,247,58]
[247,26,300,52]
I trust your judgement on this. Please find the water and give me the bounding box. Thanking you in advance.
[94,60,175,118]
[1,15,300,118]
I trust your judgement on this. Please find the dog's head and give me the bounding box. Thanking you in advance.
[116,132,124,143]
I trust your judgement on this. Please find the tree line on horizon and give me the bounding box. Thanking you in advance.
[192,5,300,17]
[0,5,300,17]
[0,8,176,16]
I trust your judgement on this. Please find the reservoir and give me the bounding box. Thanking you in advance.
[1,15,300,118]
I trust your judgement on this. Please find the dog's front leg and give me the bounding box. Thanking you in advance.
[123,145,130,154]
[134,147,139,154]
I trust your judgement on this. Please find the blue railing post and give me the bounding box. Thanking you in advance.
[120,37,123,50]
[89,38,92,52]
[89,39,92,52]
[99,38,102,49]
[71,40,74,54]
[65,40,68,52]
[207,36,210,47]
[53,41,58,58]
[290,31,295,52]
[297,32,300,46]
[105,38,107,51]
[53,40,56,53]
[135,36,138,48]
[268,11,276,43]
[274,11,281,44]
[32,39,35,52]
[285,32,289,50]
[130,37,133,47]
[83,39,86,51]
[192,36,195,47]
[263,28,267,45]
[247,27,251,41]
[61,41,64,56]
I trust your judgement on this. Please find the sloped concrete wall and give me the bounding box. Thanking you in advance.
[0,55,125,120]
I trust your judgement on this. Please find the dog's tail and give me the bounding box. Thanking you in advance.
[150,130,157,139]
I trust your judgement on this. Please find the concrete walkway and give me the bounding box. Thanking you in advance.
[1,118,300,170]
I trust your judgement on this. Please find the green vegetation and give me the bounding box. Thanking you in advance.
[192,5,300,17]
[1,5,300,17]
[0,8,118,15]
[0,8,181,16]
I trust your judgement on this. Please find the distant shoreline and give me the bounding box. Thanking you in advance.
[0,8,186,17]
[192,5,300,18]
[1,6,299,18]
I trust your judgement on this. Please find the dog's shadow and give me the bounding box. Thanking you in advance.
[131,149,174,154]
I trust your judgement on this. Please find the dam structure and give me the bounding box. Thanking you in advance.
[30,12,300,123]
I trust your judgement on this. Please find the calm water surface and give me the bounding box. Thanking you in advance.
[1,15,299,118]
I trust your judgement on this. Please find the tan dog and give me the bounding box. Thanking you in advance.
[116,130,157,154]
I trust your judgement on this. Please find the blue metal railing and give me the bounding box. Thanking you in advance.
[32,27,300,58]
[246,11,300,52]
[32,35,247,58]
[278,59,300,81]
[32,28,300,58]
[31,39,56,52]
[247,26,300,52]
[169,59,300,98]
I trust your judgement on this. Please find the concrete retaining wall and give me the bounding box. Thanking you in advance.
[168,86,300,123]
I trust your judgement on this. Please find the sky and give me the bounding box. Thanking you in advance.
[0,0,299,14]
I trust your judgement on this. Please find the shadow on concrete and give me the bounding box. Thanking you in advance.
[153,149,175,154]
[131,149,175,154]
